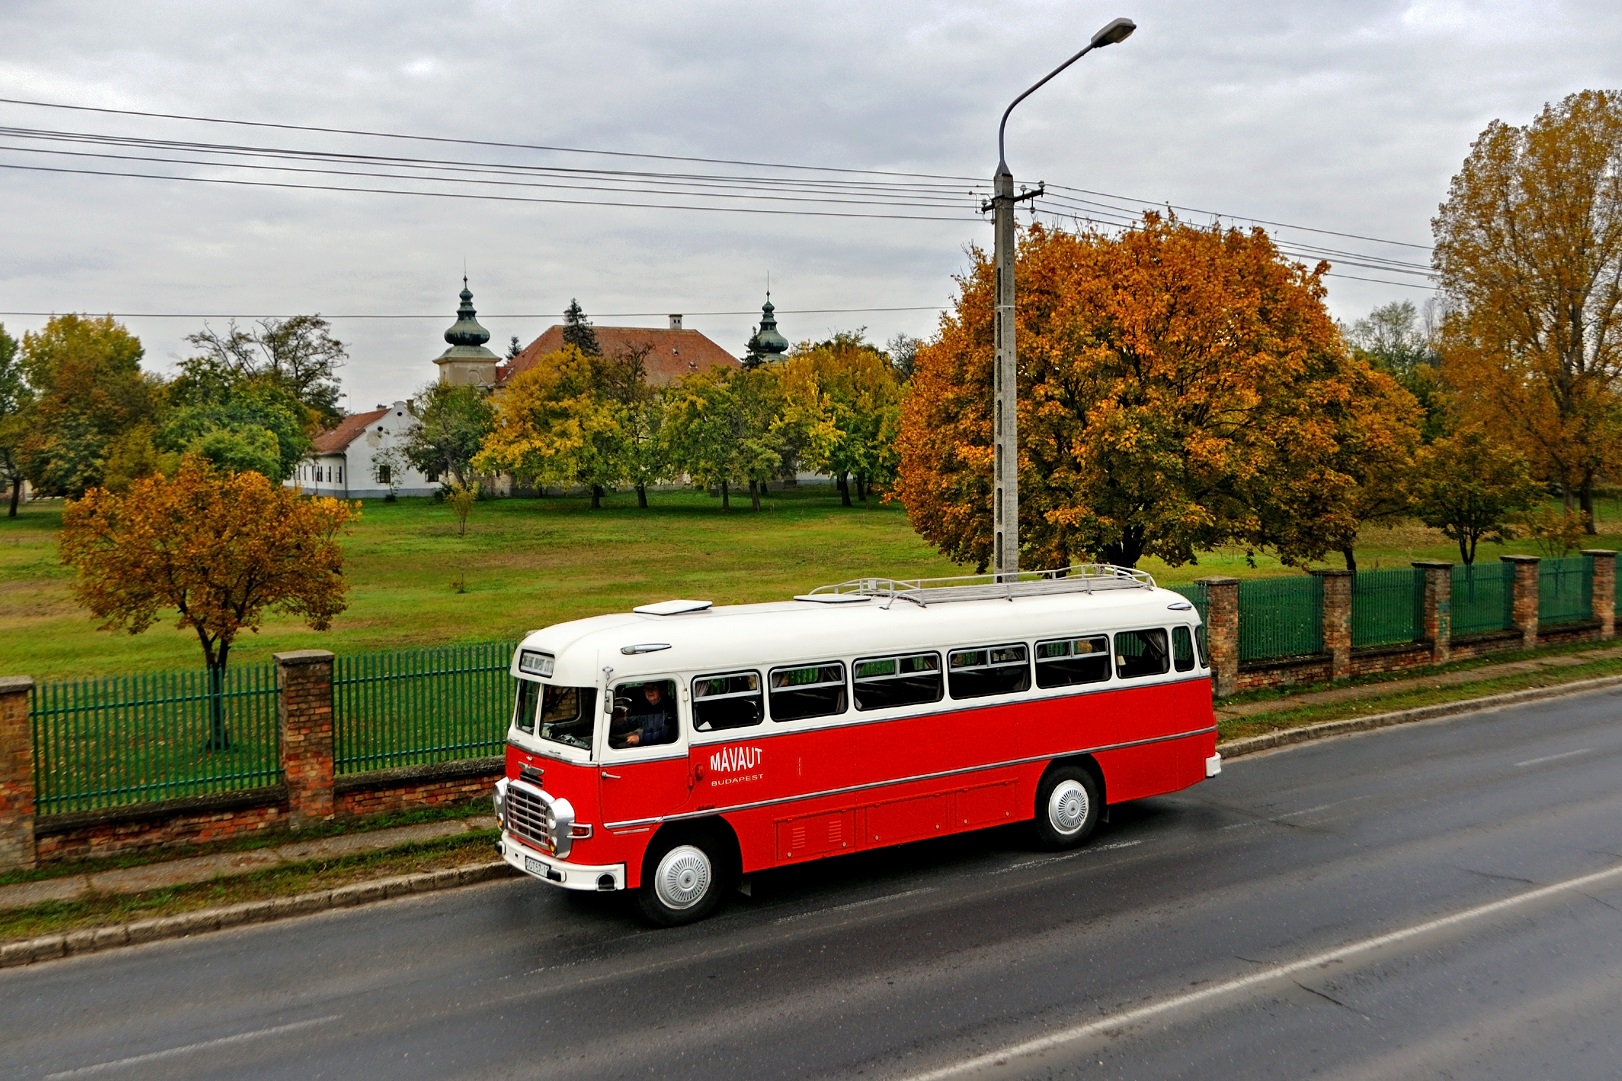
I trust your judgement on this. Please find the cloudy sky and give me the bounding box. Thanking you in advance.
[1,0,1616,410]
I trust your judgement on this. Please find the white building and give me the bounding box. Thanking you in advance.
[293,278,502,500]
[294,400,438,500]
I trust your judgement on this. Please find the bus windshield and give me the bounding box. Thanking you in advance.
[513,680,596,751]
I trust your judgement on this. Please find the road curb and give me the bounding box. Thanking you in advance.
[0,860,518,970]
[1219,672,1622,759]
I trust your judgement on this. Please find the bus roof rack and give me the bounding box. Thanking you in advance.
[798,564,1156,608]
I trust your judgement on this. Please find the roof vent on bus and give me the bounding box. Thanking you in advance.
[633,599,713,616]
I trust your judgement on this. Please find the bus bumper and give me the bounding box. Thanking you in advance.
[1205,753,1223,778]
[500,835,626,892]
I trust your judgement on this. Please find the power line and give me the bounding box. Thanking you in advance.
[0,96,1434,252]
[0,305,950,320]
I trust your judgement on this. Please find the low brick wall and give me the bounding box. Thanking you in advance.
[335,758,503,819]
[1348,642,1434,678]
[31,757,504,865]
[1450,630,1532,661]
[1236,655,1333,691]
[36,788,288,863]
[1538,620,1603,647]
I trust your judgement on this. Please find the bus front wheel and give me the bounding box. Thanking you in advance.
[1033,765,1100,850]
[638,834,725,926]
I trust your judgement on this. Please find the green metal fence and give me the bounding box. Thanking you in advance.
[1351,567,1423,648]
[333,641,517,775]
[1238,575,1323,661]
[31,663,281,817]
[1539,555,1593,627]
[1169,581,1209,626]
[1451,562,1514,637]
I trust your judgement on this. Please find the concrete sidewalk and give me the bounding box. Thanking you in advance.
[0,816,499,912]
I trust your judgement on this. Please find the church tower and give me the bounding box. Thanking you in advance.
[434,278,501,387]
[744,292,790,367]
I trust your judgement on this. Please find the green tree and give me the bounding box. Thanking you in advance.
[403,381,494,486]
[783,332,902,505]
[562,299,601,356]
[664,365,804,511]
[160,372,311,483]
[0,324,32,517]
[1412,427,1542,564]
[588,343,669,508]
[20,315,162,498]
[1344,300,1447,442]
[662,366,739,508]
[186,315,347,427]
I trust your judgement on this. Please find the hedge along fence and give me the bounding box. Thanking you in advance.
[1451,562,1515,637]
[30,663,281,817]
[1238,575,1323,661]
[332,641,518,775]
[1351,567,1422,648]
[1539,555,1593,627]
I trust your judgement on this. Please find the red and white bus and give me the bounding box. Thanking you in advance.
[493,565,1219,924]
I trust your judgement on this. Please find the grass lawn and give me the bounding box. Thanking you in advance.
[5,484,1621,680]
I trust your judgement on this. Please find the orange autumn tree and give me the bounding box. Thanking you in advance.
[59,456,355,748]
[1433,90,1622,527]
[895,215,1420,570]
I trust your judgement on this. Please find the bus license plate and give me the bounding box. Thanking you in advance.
[524,855,548,877]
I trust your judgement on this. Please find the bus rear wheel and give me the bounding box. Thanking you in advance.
[638,834,725,926]
[1033,765,1100,850]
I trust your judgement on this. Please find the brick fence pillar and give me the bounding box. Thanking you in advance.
[1583,550,1616,640]
[1414,560,1453,665]
[276,650,335,827]
[1198,576,1240,698]
[1502,554,1540,650]
[1312,569,1353,680]
[0,676,37,871]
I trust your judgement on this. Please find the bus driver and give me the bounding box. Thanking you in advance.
[612,681,676,748]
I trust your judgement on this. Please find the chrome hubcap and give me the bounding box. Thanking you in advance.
[1048,780,1090,835]
[654,845,712,910]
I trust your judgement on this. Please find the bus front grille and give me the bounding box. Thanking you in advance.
[505,784,557,854]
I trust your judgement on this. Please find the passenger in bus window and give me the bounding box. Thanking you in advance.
[610,680,678,748]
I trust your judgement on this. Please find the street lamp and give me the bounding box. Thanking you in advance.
[988,16,1135,579]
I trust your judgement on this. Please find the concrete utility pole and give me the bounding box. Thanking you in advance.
[988,16,1136,579]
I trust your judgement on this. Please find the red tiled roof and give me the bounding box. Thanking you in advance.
[504,325,739,387]
[310,407,389,454]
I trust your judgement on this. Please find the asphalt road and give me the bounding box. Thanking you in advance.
[7,689,1622,1081]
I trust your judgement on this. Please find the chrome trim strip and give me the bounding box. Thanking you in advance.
[605,723,1217,829]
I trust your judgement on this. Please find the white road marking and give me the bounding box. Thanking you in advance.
[1515,748,1593,768]
[43,1016,340,1079]
[1276,803,1337,818]
[774,887,937,924]
[894,861,1622,1081]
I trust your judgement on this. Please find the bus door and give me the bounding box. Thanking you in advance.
[598,676,694,827]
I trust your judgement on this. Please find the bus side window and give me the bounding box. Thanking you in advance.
[769,662,846,722]
[608,679,679,749]
[1034,636,1110,688]
[1115,629,1171,679]
[693,671,763,731]
[1172,626,1196,672]
[948,643,1030,699]
[853,652,942,711]
[1195,624,1209,668]
[513,678,541,734]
